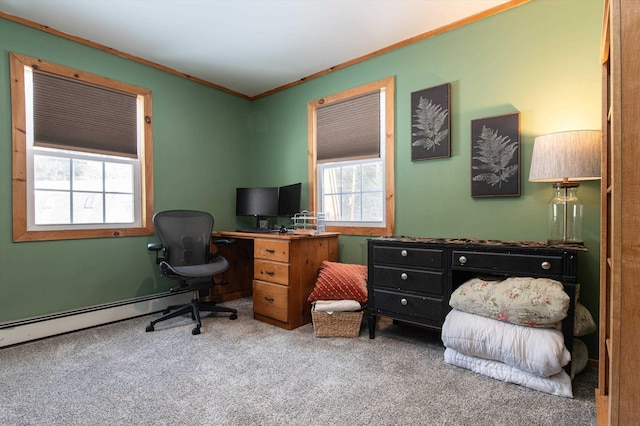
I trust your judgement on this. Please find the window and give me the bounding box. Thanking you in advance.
[308,77,395,236]
[10,52,154,242]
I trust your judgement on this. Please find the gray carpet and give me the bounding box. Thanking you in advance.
[0,297,597,425]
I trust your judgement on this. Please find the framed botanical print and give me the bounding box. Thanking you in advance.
[411,83,451,161]
[470,112,520,197]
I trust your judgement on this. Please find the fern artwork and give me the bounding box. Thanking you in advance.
[411,83,451,161]
[470,112,520,197]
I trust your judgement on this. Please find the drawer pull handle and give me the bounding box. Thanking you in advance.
[400,298,408,306]
[459,255,467,264]
[264,297,274,303]
[541,261,551,270]
[265,249,276,253]
[265,270,275,276]
[401,272,408,280]
[401,250,408,257]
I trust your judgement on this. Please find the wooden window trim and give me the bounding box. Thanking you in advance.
[10,52,154,242]
[307,76,395,237]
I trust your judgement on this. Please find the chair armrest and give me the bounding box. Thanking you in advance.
[147,242,163,252]
[148,242,165,264]
[210,238,235,259]
[212,238,235,247]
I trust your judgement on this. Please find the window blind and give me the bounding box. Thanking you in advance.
[33,71,138,158]
[316,91,380,163]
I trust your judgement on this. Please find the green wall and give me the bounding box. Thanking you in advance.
[0,18,253,322]
[1,0,603,355]
[251,0,603,353]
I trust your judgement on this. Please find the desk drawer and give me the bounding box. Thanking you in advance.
[254,239,290,262]
[254,259,289,285]
[253,280,288,322]
[372,265,444,296]
[373,289,442,321]
[452,250,563,276]
[373,246,443,268]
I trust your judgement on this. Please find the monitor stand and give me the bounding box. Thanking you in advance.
[236,216,275,233]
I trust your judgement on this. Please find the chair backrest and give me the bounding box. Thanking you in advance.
[153,210,214,267]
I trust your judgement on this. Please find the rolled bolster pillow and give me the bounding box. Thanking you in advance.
[314,300,362,312]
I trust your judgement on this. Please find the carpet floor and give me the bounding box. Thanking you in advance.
[0,297,597,425]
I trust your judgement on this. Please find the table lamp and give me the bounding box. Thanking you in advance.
[528,130,601,244]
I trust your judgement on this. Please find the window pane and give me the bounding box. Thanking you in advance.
[362,192,383,221]
[73,192,104,223]
[34,155,70,190]
[105,162,133,193]
[323,194,340,221]
[323,167,341,193]
[362,162,383,191]
[341,164,361,193]
[73,159,103,192]
[106,193,134,223]
[341,193,361,221]
[34,190,70,224]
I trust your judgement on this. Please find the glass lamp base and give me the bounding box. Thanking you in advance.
[547,182,584,244]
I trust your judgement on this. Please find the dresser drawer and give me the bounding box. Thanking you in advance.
[253,280,288,322]
[373,289,442,322]
[452,250,563,276]
[372,265,444,296]
[254,259,289,285]
[372,246,443,269]
[254,239,290,262]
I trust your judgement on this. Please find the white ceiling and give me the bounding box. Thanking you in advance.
[1,0,514,98]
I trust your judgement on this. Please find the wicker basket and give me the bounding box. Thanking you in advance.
[311,303,364,337]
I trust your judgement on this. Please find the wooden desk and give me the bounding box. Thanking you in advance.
[211,231,339,330]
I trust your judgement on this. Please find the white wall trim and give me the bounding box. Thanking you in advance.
[0,292,192,348]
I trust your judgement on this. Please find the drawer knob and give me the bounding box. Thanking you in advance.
[265,270,275,276]
[401,250,408,257]
[541,261,551,270]
[459,255,467,264]
[264,296,274,303]
[401,272,408,280]
[400,298,408,306]
[265,249,276,253]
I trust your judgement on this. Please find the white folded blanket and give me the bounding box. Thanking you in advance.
[314,300,361,313]
[444,348,573,398]
[442,309,570,377]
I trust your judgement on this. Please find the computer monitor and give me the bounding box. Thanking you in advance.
[236,187,278,228]
[278,182,302,216]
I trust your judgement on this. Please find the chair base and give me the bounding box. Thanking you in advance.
[146,298,238,335]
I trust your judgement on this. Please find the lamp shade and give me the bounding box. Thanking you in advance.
[528,130,601,182]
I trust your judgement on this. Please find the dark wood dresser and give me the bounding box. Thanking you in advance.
[367,237,583,358]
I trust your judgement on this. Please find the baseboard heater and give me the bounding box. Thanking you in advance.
[0,291,191,348]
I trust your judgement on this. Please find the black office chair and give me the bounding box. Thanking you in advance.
[146,210,238,335]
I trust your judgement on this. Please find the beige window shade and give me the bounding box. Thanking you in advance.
[316,91,380,163]
[33,71,138,158]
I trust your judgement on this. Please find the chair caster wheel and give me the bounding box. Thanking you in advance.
[192,327,201,335]
[146,324,154,332]
[230,313,238,320]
